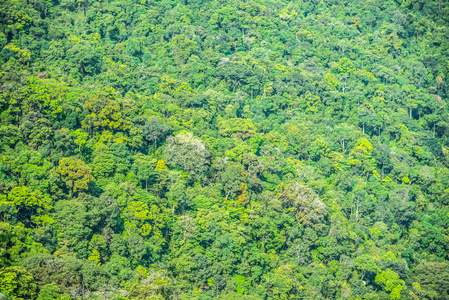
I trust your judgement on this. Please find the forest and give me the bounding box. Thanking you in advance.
[0,0,449,298]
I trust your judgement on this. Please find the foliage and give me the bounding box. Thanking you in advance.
[1,0,449,298]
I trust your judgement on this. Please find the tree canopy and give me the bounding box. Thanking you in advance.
[1,0,449,298]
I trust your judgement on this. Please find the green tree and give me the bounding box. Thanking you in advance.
[375,269,406,300]
[36,284,71,300]
[56,157,93,198]
[141,116,170,151]
[165,132,209,179]
[0,266,37,300]
[414,260,449,299]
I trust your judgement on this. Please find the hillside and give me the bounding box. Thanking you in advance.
[1,0,449,299]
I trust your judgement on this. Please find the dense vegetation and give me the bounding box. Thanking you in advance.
[1,0,449,298]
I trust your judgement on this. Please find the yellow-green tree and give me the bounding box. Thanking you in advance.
[56,157,93,197]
